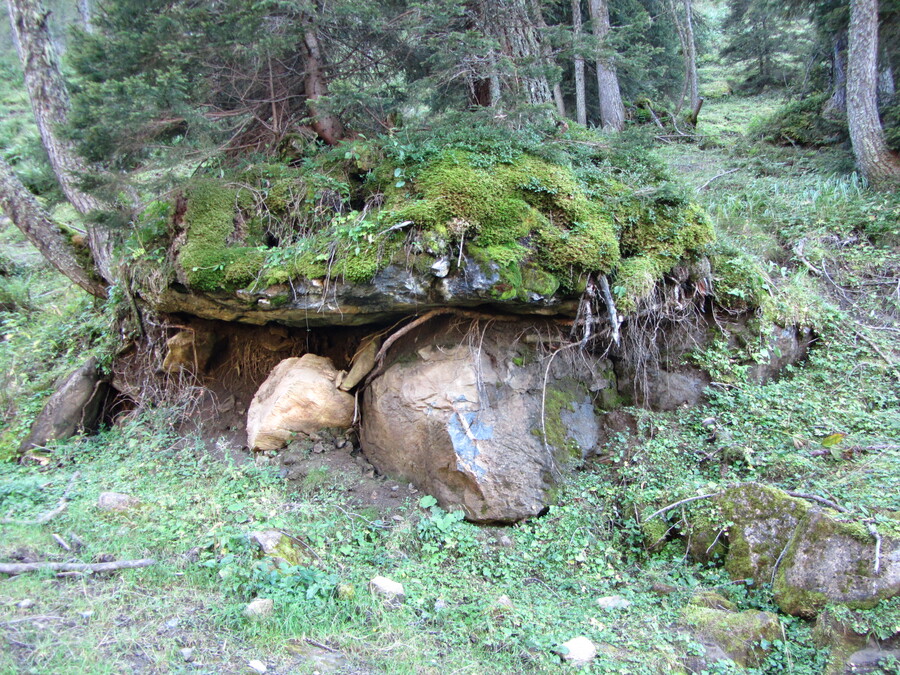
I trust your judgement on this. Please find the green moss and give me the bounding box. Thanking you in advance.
[680,606,781,667]
[175,147,716,303]
[613,255,667,312]
[178,181,265,291]
[539,381,591,463]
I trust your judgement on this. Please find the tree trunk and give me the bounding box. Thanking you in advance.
[823,32,847,118]
[301,22,344,145]
[76,0,92,33]
[681,0,699,112]
[470,0,554,107]
[572,0,587,125]
[0,157,106,298]
[847,0,900,186]
[7,0,117,282]
[7,0,102,216]
[529,0,566,116]
[588,0,625,131]
[878,63,895,105]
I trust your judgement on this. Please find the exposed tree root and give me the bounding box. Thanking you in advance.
[0,558,156,576]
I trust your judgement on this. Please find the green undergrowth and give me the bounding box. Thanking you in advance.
[165,115,714,309]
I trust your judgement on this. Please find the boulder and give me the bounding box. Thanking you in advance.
[161,329,217,373]
[560,636,597,665]
[20,357,110,452]
[719,483,812,587]
[774,510,900,617]
[360,319,604,523]
[97,492,140,511]
[680,605,781,669]
[249,530,305,566]
[247,355,354,451]
[244,597,274,620]
[369,575,405,606]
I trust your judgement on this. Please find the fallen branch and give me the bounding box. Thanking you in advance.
[0,471,80,526]
[645,493,720,521]
[697,168,739,192]
[785,491,847,513]
[0,558,156,576]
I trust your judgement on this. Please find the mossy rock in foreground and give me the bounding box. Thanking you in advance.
[168,147,714,319]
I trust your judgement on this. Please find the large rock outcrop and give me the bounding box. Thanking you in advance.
[360,318,610,523]
[20,357,110,452]
[247,355,354,451]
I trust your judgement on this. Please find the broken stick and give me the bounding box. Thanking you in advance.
[0,558,156,576]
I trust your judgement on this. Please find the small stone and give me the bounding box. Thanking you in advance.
[312,442,326,454]
[165,618,180,629]
[244,598,274,619]
[390,485,399,492]
[651,582,678,596]
[496,595,514,609]
[79,610,94,619]
[561,636,597,664]
[434,598,448,611]
[97,492,139,511]
[369,575,405,606]
[391,515,404,522]
[16,599,34,609]
[180,647,195,663]
[498,535,514,548]
[431,257,451,278]
[336,584,356,601]
[596,595,631,610]
[248,659,267,673]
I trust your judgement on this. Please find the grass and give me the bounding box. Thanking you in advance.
[1,94,898,673]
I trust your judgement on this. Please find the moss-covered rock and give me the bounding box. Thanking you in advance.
[170,143,715,318]
[679,605,781,668]
[718,483,812,587]
[774,510,900,617]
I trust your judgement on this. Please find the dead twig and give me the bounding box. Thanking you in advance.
[51,534,71,552]
[645,493,720,522]
[0,558,156,576]
[785,491,847,513]
[697,168,739,192]
[0,471,80,526]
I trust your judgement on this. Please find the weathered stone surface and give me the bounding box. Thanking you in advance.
[680,606,781,668]
[774,510,900,617]
[247,355,354,451]
[337,335,380,391]
[244,598,274,619]
[842,648,900,674]
[561,636,597,665]
[155,257,580,328]
[719,483,812,587]
[369,575,405,606]
[20,357,110,452]
[97,491,139,511]
[249,530,305,566]
[616,320,813,411]
[162,330,217,373]
[360,319,604,523]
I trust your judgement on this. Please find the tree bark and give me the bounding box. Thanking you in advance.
[681,0,699,113]
[301,22,344,145]
[588,0,625,131]
[0,157,106,298]
[7,0,117,283]
[76,0,92,33]
[470,0,554,107]
[847,0,900,186]
[572,0,587,125]
[823,32,847,118]
[529,0,566,116]
[7,0,103,217]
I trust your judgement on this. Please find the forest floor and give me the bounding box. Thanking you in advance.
[1,95,899,674]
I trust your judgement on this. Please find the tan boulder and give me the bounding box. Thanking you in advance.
[247,355,354,451]
[162,330,217,373]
